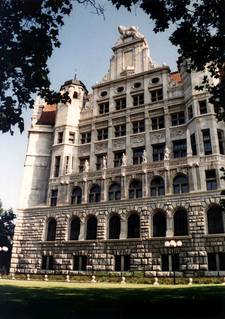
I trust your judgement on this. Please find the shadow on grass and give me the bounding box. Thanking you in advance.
[0,283,225,319]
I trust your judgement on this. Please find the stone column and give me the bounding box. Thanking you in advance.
[121,174,127,200]
[145,111,151,160]
[166,212,173,237]
[120,217,127,239]
[126,116,132,165]
[107,119,113,168]
[79,220,85,240]
[90,123,96,171]
[143,172,149,197]
[210,116,220,154]
[140,209,150,238]
[186,128,192,157]
[97,214,106,240]
[164,106,172,151]
[165,168,172,195]
[83,178,88,203]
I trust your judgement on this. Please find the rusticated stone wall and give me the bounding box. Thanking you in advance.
[11,191,225,277]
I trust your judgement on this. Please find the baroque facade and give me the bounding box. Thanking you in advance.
[11,26,225,277]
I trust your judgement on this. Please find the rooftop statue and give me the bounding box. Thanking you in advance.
[118,25,144,39]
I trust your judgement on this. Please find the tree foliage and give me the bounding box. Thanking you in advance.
[110,0,225,120]
[0,201,16,247]
[0,0,103,134]
[0,201,16,274]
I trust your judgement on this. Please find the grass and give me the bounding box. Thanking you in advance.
[0,280,225,319]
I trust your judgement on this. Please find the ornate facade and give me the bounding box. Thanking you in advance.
[11,26,225,277]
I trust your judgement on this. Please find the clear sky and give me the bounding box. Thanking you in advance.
[0,1,178,210]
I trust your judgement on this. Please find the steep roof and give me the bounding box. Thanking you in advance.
[36,104,56,125]
[170,71,182,84]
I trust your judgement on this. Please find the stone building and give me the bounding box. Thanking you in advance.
[11,26,225,277]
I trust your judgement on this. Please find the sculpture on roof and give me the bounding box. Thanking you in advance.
[118,25,143,39]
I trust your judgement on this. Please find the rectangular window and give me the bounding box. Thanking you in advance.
[96,153,107,170]
[152,143,165,161]
[81,131,91,144]
[199,100,207,114]
[132,93,144,106]
[115,98,126,110]
[207,253,217,271]
[54,156,61,177]
[73,256,87,271]
[150,88,163,102]
[115,124,126,137]
[190,133,197,155]
[50,189,58,207]
[171,111,185,126]
[57,131,63,144]
[41,256,54,270]
[132,120,145,133]
[114,150,124,167]
[208,253,225,271]
[219,253,225,271]
[97,128,108,140]
[115,255,130,271]
[188,105,193,120]
[173,139,187,158]
[69,132,75,144]
[99,102,109,114]
[133,147,144,165]
[202,129,212,155]
[151,116,164,130]
[64,156,70,174]
[161,254,180,271]
[205,169,217,190]
[218,130,225,155]
[79,157,89,173]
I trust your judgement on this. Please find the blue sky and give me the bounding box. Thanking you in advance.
[0,1,178,210]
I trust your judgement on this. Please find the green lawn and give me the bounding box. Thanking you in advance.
[0,280,225,319]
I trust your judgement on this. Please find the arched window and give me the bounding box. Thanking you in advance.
[109,215,121,239]
[173,174,189,194]
[73,91,78,99]
[150,177,165,196]
[174,209,188,236]
[129,179,142,199]
[46,218,57,241]
[86,216,97,240]
[207,205,224,234]
[71,186,82,204]
[127,214,140,238]
[89,184,101,203]
[153,211,166,237]
[108,182,121,201]
[70,217,80,240]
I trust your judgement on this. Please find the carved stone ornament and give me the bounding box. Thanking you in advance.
[171,128,185,138]
[118,25,144,40]
[151,133,165,142]
[79,145,90,156]
[112,138,125,149]
[131,135,144,144]
[95,142,108,152]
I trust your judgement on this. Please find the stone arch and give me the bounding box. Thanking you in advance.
[128,178,142,199]
[173,207,188,236]
[150,176,165,196]
[69,216,81,240]
[173,173,189,194]
[108,182,121,201]
[206,204,224,234]
[89,183,101,203]
[86,215,98,240]
[108,214,121,239]
[46,217,57,241]
[127,212,140,238]
[152,209,166,237]
[71,186,82,204]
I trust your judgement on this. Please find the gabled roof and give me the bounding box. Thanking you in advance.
[36,104,56,125]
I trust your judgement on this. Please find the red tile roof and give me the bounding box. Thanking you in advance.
[37,104,56,125]
[170,71,182,83]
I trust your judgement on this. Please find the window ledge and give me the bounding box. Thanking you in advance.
[204,233,225,238]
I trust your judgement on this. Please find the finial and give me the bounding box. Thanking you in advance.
[74,69,77,80]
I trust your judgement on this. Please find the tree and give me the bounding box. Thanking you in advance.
[110,0,225,119]
[0,0,103,134]
[0,201,16,274]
